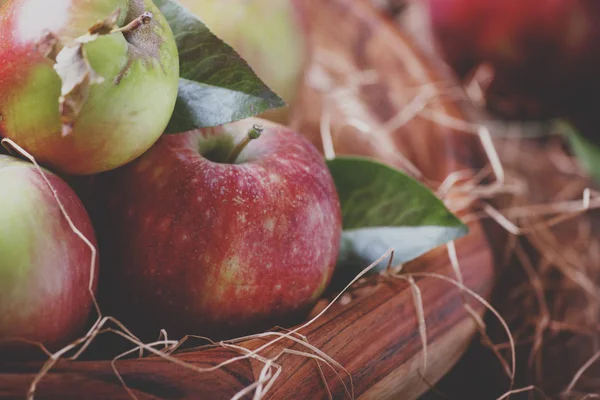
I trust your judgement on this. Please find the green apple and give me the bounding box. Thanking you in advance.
[0,0,179,175]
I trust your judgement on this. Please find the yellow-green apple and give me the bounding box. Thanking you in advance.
[428,0,600,120]
[94,118,341,339]
[0,0,179,175]
[0,155,98,359]
[177,0,308,123]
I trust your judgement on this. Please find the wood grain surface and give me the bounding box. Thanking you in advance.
[0,224,492,400]
[0,0,496,399]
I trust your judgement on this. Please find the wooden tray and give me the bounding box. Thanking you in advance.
[0,0,495,399]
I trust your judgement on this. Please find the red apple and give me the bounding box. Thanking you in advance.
[0,0,179,175]
[177,0,309,123]
[93,118,341,339]
[0,155,98,359]
[427,0,600,120]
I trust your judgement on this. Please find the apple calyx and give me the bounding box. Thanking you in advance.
[35,6,156,137]
[225,124,264,163]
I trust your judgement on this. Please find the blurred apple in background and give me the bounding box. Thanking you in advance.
[178,0,309,123]
[427,0,600,122]
[93,118,341,340]
[0,155,98,359]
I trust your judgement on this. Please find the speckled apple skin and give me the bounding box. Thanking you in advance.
[0,156,98,358]
[95,118,342,339]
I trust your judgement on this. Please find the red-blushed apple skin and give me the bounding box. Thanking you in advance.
[0,0,179,175]
[428,0,600,119]
[94,118,342,339]
[0,156,98,359]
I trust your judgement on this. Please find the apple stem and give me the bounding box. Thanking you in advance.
[111,12,153,35]
[226,125,264,163]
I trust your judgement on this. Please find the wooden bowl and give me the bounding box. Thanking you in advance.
[0,0,495,399]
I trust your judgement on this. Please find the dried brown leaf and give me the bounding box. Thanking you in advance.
[53,43,104,137]
[88,9,121,35]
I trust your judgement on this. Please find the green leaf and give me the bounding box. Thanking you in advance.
[327,156,468,273]
[560,120,600,183]
[153,0,285,133]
